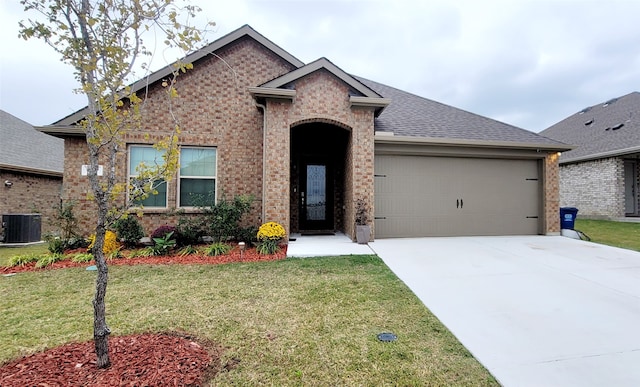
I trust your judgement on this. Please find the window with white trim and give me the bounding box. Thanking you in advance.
[128,145,167,207]
[179,147,216,207]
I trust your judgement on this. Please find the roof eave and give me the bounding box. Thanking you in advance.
[248,87,296,101]
[0,163,63,177]
[36,125,85,138]
[375,134,573,152]
[350,96,391,117]
[560,145,640,164]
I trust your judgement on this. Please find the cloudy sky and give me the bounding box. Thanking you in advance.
[1,0,639,132]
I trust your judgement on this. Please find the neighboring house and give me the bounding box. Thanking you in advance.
[0,110,64,239]
[541,92,640,219]
[40,25,568,240]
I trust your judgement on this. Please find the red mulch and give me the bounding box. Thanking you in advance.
[0,246,286,385]
[0,245,287,274]
[0,332,223,386]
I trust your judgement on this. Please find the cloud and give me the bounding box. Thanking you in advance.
[1,0,639,131]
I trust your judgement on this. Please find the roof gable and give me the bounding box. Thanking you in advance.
[250,58,390,116]
[48,25,305,128]
[541,92,640,163]
[0,110,63,175]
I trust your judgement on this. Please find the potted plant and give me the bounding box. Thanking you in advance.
[354,198,371,244]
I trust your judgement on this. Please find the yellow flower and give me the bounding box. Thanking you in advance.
[88,230,120,254]
[257,222,286,241]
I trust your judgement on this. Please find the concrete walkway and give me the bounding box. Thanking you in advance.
[370,236,640,387]
[286,232,375,257]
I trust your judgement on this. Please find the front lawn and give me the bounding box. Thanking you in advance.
[0,254,497,385]
[574,219,640,252]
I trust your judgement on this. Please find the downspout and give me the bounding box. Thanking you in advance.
[256,102,267,223]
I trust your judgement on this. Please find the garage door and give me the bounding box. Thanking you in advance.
[374,155,541,238]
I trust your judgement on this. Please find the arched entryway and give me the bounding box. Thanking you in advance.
[290,122,350,234]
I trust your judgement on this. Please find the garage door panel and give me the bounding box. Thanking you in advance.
[375,155,541,238]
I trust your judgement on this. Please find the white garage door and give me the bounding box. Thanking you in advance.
[374,155,541,238]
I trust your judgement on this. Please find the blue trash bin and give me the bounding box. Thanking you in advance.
[560,207,579,230]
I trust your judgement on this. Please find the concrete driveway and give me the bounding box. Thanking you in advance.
[370,236,640,387]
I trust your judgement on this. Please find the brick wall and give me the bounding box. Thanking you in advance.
[543,153,561,234]
[263,70,376,239]
[0,170,62,237]
[559,157,625,218]
[63,38,297,236]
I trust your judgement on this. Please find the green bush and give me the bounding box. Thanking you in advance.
[46,237,66,255]
[189,193,253,243]
[236,226,258,247]
[205,242,231,256]
[35,254,64,268]
[71,253,94,263]
[8,253,41,267]
[175,215,205,247]
[150,231,176,256]
[114,216,145,247]
[257,239,279,255]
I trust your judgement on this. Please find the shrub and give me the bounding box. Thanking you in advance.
[236,226,258,247]
[175,215,205,247]
[88,230,120,255]
[191,194,253,242]
[114,215,145,247]
[205,242,231,256]
[256,222,286,255]
[150,231,176,256]
[46,236,66,254]
[35,253,64,268]
[8,253,41,267]
[71,253,94,263]
[151,225,177,240]
[178,245,199,256]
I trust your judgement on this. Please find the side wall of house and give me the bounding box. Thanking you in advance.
[0,170,62,237]
[559,157,625,218]
[63,37,297,236]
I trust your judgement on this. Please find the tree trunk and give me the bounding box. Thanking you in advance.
[93,248,111,368]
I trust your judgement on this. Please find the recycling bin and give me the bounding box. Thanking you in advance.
[560,207,578,230]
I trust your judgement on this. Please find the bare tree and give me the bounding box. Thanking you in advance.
[19,0,212,368]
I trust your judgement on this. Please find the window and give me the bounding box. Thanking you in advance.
[179,147,216,207]
[128,145,167,207]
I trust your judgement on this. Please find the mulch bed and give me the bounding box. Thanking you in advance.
[0,332,223,386]
[0,246,287,385]
[0,246,287,274]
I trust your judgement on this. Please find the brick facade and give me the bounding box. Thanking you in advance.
[559,157,626,218]
[0,170,62,237]
[263,70,376,239]
[64,38,298,236]
[543,153,561,234]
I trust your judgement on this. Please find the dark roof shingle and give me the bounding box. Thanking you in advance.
[540,92,640,163]
[0,110,63,175]
[359,77,565,147]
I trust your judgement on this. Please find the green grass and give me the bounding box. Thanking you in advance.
[0,255,498,386]
[575,219,640,252]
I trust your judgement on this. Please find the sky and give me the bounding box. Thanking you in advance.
[1,0,639,133]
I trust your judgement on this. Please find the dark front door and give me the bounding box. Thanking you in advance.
[300,160,333,230]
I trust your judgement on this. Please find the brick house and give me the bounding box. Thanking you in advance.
[1,110,63,240]
[541,92,640,219]
[41,25,568,240]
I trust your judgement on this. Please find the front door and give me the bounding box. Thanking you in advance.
[300,160,333,230]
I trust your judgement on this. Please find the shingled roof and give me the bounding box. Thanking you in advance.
[0,110,63,176]
[540,92,640,164]
[359,77,567,149]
